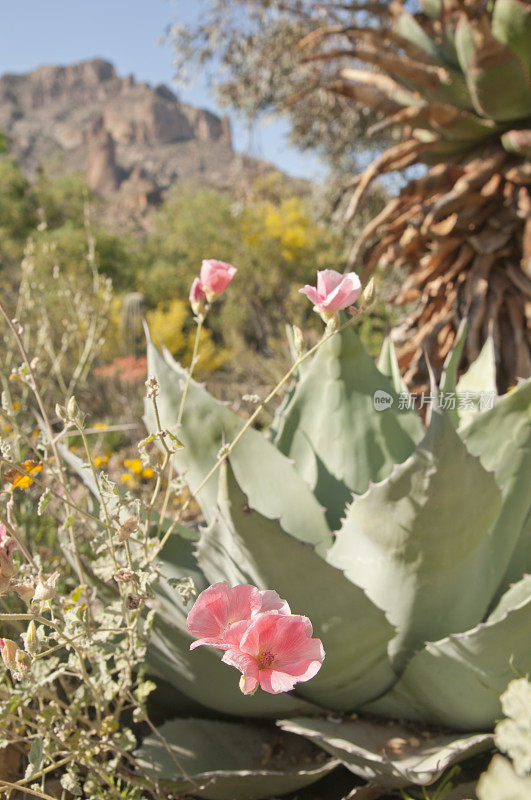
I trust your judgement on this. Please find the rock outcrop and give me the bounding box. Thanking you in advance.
[0,58,245,213]
[86,116,121,196]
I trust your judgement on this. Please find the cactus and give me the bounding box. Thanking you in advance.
[129,321,531,798]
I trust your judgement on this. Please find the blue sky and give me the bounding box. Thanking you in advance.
[0,0,326,179]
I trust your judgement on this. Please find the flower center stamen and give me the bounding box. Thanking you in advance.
[257,649,274,669]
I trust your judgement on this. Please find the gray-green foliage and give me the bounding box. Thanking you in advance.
[135,324,531,798]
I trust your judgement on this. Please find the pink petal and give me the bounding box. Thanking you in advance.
[317,269,344,296]
[189,636,227,651]
[299,285,323,306]
[200,259,237,296]
[189,277,206,306]
[320,273,361,312]
[222,649,259,694]
[257,590,291,615]
[186,582,261,643]
[259,668,299,694]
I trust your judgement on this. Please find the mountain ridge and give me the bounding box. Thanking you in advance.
[0,58,285,219]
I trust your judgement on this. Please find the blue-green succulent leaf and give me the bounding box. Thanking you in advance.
[487,574,531,624]
[144,332,331,549]
[439,318,468,427]
[274,324,423,530]
[278,716,492,789]
[328,409,502,670]
[377,335,409,396]
[459,380,531,599]
[194,461,397,710]
[455,335,497,427]
[135,718,339,800]
[363,592,531,730]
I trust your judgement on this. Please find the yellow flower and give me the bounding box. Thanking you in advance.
[12,402,20,410]
[94,422,107,430]
[121,474,133,483]
[3,460,43,490]
[124,458,143,475]
[141,467,155,479]
[93,455,109,468]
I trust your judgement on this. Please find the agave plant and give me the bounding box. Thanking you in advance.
[347,0,531,391]
[327,0,531,390]
[129,319,530,798]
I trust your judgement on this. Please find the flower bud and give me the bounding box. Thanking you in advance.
[0,638,19,670]
[361,276,375,308]
[24,620,39,656]
[189,278,206,316]
[55,403,68,422]
[14,649,31,679]
[33,571,60,604]
[66,396,85,427]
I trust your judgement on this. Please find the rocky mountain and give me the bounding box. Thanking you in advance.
[0,59,277,218]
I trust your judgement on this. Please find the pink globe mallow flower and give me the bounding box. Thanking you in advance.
[199,259,237,300]
[186,581,290,651]
[299,269,361,319]
[222,611,325,695]
[189,277,206,316]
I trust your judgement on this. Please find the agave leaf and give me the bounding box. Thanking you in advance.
[274,325,423,530]
[492,0,531,78]
[377,335,409,395]
[455,335,497,428]
[502,128,531,158]
[455,16,531,121]
[195,461,397,710]
[135,718,339,800]
[439,318,468,427]
[397,12,448,65]
[477,755,531,800]
[395,12,470,105]
[435,112,500,143]
[144,333,331,549]
[418,137,480,165]
[149,530,313,718]
[328,409,502,671]
[363,593,531,730]
[269,325,311,440]
[459,380,531,597]
[278,716,492,789]
[487,574,531,623]
[502,513,531,599]
[419,0,441,19]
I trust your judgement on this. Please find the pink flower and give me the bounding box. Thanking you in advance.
[222,612,325,695]
[300,269,361,317]
[199,259,237,299]
[186,581,290,651]
[189,277,206,315]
